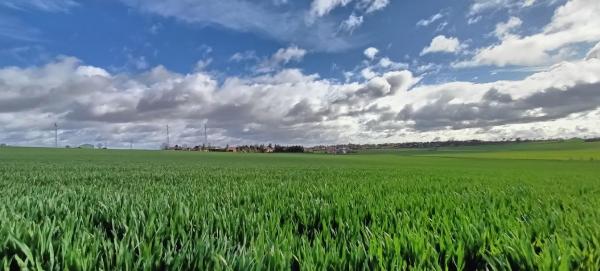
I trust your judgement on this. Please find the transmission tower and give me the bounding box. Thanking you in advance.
[166,125,170,148]
[54,123,58,148]
[204,124,208,146]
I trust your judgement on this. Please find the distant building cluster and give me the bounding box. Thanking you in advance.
[163,144,304,153]
[163,143,357,154]
[305,145,354,155]
[64,144,107,149]
[3,137,595,152]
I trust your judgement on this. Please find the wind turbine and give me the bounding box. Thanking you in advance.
[54,123,58,148]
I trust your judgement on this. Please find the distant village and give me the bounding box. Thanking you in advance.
[3,138,598,154]
[158,137,600,154]
[164,144,307,153]
[163,144,355,154]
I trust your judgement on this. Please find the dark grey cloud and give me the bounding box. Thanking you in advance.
[397,83,600,131]
[285,99,332,124]
[1,54,599,148]
[334,71,416,105]
[136,90,190,113]
[65,102,138,123]
[0,96,46,113]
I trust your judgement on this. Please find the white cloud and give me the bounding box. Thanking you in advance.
[362,0,389,13]
[257,46,307,73]
[135,56,148,70]
[469,0,537,15]
[523,0,536,7]
[76,66,111,78]
[120,0,355,52]
[272,46,307,64]
[420,35,463,55]
[363,47,379,60]
[467,16,482,25]
[351,52,409,81]
[460,0,600,67]
[229,51,259,62]
[123,55,149,71]
[378,57,408,70]
[494,16,522,39]
[416,63,441,74]
[339,13,364,33]
[1,0,78,12]
[307,0,389,26]
[310,0,353,17]
[272,0,288,5]
[195,59,213,71]
[416,13,444,27]
[586,41,600,60]
[435,21,449,32]
[1,46,600,148]
[360,67,377,79]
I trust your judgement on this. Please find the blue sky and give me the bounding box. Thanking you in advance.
[1,0,599,148]
[0,0,568,82]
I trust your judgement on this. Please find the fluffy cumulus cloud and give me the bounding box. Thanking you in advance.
[2,44,600,148]
[363,47,379,60]
[372,49,600,137]
[420,35,463,55]
[459,0,600,67]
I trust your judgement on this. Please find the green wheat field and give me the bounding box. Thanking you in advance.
[1,140,600,270]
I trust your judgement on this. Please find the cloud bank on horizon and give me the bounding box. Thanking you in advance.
[0,0,599,148]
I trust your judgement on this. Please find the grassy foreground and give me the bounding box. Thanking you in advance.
[1,142,600,270]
